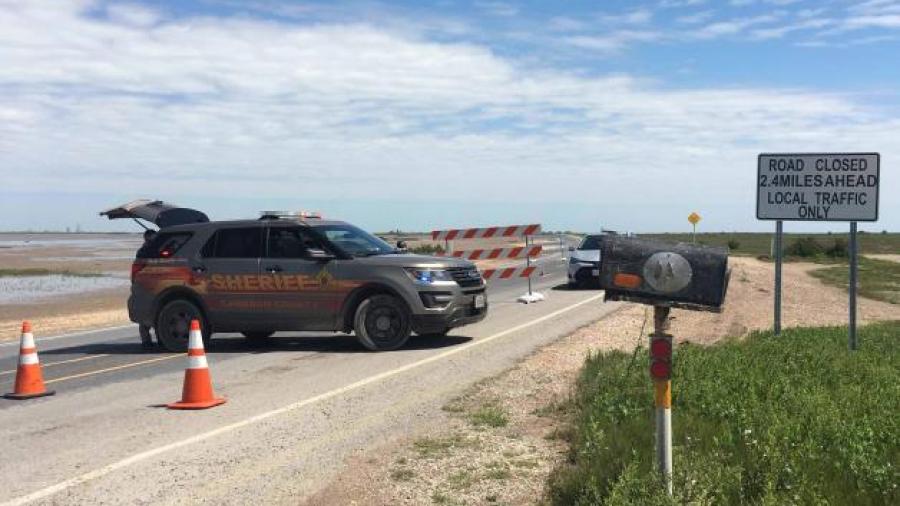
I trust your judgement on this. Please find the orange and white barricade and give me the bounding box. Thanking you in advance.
[430,224,545,303]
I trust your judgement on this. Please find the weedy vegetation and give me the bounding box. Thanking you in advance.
[548,322,900,505]
[810,257,900,305]
[468,403,509,428]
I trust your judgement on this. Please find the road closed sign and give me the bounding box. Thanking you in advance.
[757,153,880,221]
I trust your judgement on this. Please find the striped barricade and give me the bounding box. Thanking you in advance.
[480,265,537,280]
[438,245,542,261]
[430,224,545,302]
[431,224,541,241]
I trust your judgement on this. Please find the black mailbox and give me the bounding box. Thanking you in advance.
[598,235,730,312]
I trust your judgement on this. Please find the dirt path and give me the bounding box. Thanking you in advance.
[306,257,898,505]
[866,254,900,263]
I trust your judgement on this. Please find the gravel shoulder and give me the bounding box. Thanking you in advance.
[307,256,898,505]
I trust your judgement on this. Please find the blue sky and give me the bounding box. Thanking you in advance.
[0,0,897,233]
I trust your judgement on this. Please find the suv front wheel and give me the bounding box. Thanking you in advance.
[354,294,412,351]
[156,299,209,352]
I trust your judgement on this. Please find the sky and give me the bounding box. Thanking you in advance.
[0,0,897,234]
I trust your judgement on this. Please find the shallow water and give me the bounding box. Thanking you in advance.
[0,275,129,304]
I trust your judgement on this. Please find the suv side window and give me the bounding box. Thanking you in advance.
[201,227,263,258]
[267,227,329,258]
[137,232,192,259]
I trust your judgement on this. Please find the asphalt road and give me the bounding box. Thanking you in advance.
[0,255,617,505]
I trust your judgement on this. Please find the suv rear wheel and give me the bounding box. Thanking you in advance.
[354,294,411,351]
[156,299,209,352]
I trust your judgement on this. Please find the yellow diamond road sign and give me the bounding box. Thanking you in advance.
[688,212,701,225]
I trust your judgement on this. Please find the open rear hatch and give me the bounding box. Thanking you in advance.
[100,199,209,228]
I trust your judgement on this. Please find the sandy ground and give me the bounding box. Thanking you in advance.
[306,257,898,505]
[0,288,129,341]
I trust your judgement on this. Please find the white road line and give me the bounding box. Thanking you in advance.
[0,324,136,348]
[1,293,605,506]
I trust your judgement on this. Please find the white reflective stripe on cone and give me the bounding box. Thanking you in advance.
[187,329,204,350]
[188,355,208,369]
[20,332,35,349]
[19,352,39,365]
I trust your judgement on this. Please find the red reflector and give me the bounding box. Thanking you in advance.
[131,261,146,281]
[650,339,672,359]
[613,272,642,289]
[650,361,670,379]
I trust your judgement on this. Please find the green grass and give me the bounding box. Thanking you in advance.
[390,468,415,482]
[484,461,512,480]
[413,434,478,458]
[446,470,476,490]
[0,268,104,278]
[468,404,509,428]
[810,257,900,305]
[548,321,900,505]
[640,232,900,258]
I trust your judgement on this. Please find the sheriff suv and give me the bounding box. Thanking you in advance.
[101,200,487,352]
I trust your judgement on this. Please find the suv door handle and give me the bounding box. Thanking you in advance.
[265,265,283,273]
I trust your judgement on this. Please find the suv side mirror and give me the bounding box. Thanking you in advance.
[568,246,575,252]
[397,240,408,250]
[307,249,336,262]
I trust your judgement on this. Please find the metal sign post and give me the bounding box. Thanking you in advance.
[774,220,783,335]
[525,234,533,297]
[650,305,673,496]
[688,212,700,244]
[849,222,858,350]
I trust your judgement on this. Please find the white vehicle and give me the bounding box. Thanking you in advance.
[567,234,602,288]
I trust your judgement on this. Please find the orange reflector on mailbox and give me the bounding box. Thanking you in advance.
[613,272,642,289]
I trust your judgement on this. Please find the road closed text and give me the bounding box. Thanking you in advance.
[757,153,880,221]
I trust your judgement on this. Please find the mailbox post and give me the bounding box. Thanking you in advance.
[598,235,730,496]
[650,305,673,494]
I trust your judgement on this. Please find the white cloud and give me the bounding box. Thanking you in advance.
[0,0,897,230]
[676,10,715,24]
[105,2,163,27]
[660,0,707,8]
[564,30,662,52]
[844,14,900,29]
[547,16,587,32]
[473,1,519,17]
[692,14,779,38]
[751,18,834,40]
[599,8,653,25]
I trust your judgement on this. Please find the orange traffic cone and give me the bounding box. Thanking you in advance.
[167,320,225,410]
[4,321,55,400]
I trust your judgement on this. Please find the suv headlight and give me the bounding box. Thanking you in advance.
[404,268,455,285]
[570,256,589,265]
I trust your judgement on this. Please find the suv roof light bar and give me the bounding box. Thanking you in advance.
[259,210,323,220]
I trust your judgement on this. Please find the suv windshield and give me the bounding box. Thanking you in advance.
[579,235,601,250]
[314,224,395,257]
